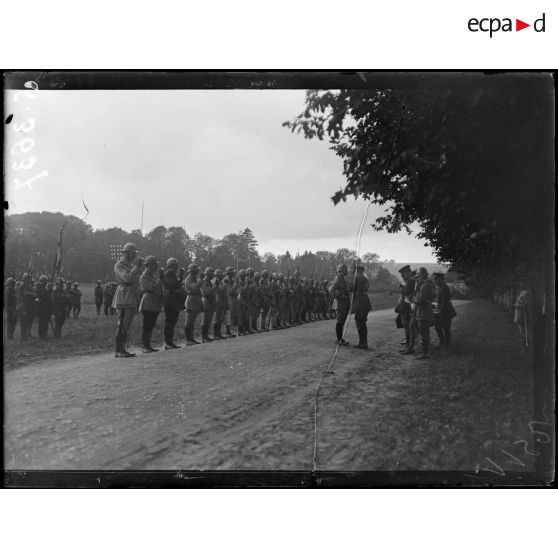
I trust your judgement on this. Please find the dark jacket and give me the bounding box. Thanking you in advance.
[350,273,372,314]
[162,270,184,310]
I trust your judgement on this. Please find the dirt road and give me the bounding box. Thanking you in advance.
[6,300,533,472]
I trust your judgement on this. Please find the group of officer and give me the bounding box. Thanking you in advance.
[395,265,457,359]
[4,275,83,340]
[111,243,337,357]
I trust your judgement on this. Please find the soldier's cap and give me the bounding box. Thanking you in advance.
[6,277,15,284]
[246,267,254,274]
[187,264,200,272]
[261,269,269,276]
[432,272,445,279]
[204,267,215,276]
[398,265,411,274]
[224,266,235,274]
[254,272,261,279]
[166,257,178,268]
[418,267,429,276]
[145,255,159,265]
[277,273,284,279]
[214,268,224,276]
[337,264,348,272]
[38,275,49,283]
[238,269,247,276]
[122,242,138,253]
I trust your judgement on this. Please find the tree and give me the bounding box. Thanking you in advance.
[361,252,381,277]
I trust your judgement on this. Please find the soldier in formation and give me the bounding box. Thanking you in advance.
[72,282,82,319]
[162,258,184,350]
[35,275,53,339]
[52,278,69,338]
[103,282,116,316]
[433,272,457,349]
[139,255,163,353]
[5,277,19,340]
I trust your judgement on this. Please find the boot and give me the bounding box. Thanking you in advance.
[251,317,260,333]
[115,333,134,357]
[123,333,136,356]
[214,323,225,340]
[245,319,252,334]
[225,325,236,338]
[185,325,201,346]
[201,324,213,343]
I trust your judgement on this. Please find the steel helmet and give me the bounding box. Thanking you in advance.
[246,267,254,274]
[337,264,348,272]
[238,269,247,277]
[224,266,235,274]
[6,277,15,285]
[145,255,158,265]
[166,257,178,268]
[204,267,215,276]
[261,269,270,276]
[122,242,138,253]
[187,263,200,272]
[38,275,49,283]
[214,268,224,277]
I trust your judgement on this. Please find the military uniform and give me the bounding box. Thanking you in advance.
[350,269,372,348]
[237,271,249,335]
[35,278,53,339]
[162,261,184,348]
[224,268,238,336]
[103,283,113,315]
[414,270,436,358]
[397,266,417,353]
[94,282,104,315]
[433,275,456,348]
[329,267,350,344]
[72,283,82,319]
[213,270,229,340]
[4,280,18,339]
[52,283,69,338]
[259,272,272,331]
[17,276,36,340]
[139,259,163,352]
[184,266,204,344]
[112,244,143,357]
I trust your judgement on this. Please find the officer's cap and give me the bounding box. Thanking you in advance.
[418,267,429,276]
[187,263,200,272]
[122,242,138,253]
[166,257,178,268]
[398,265,411,274]
[224,266,235,274]
[145,255,158,265]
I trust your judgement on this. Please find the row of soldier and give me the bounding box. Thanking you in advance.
[112,243,337,357]
[4,275,84,340]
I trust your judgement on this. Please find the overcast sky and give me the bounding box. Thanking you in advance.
[6,89,436,262]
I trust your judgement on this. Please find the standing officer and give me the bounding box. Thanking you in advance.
[35,275,53,339]
[237,269,249,336]
[64,281,74,318]
[414,267,436,359]
[251,272,262,333]
[398,265,417,355]
[213,269,228,340]
[5,277,18,340]
[17,273,36,340]
[259,270,272,331]
[184,263,203,345]
[224,266,238,338]
[52,278,69,338]
[329,264,351,345]
[162,257,184,349]
[433,272,456,349]
[350,264,372,349]
[139,255,163,353]
[94,280,104,315]
[112,242,143,358]
[72,282,82,319]
[200,267,216,343]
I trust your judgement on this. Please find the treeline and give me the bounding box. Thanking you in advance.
[4,212,401,288]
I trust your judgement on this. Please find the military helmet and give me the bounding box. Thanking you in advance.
[337,264,348,272]
[246,267,254,274]
[166,257,178,268]
[145,255,158,265]
[38,275,48,283]
[122,242,138,253]
[97,279,102,284]
[187,263,199,273]
[74,282,79,287]
[66,280,72,286]
[294,270,300,276]
[278,273,284,279]
[261,269,270,276]
[224,266,235,274]
[270,272,277,279]
[214,268,224,276]
[6,277,15,285]
[254,272,261,279]
[204,267,215,276]
[238,269,247,277]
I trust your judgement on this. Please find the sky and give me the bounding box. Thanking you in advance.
[5,89,437,262]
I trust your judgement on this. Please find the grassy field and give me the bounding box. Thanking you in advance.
[3,285,399,369]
